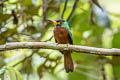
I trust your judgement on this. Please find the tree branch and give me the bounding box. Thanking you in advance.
[0,42,120,56]
[89,0,95,24]
[67,0,79,21]
[61,0,68,19]
[42,0,47,22]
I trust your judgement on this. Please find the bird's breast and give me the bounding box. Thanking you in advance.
[54,27,70,44]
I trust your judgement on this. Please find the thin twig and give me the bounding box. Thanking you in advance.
[61,0,68,19]
[13,53,34,67]
[89,0,95,24]
[67,0,79,22]
[0,42,120,56]
[12,50,39,67]
[101,64,106,80]
[42,0,47,22]
[91,0,103,11]
[40,0,50,40]
[12,10,18,24]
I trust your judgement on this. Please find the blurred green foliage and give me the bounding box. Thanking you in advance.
[0,0,120,80]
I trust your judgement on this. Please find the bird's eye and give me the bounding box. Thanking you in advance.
[57,21,60,24]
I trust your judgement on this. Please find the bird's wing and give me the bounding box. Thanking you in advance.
[61,21,73,44]
[68,30,73,44]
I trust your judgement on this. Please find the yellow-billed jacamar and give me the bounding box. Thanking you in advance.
[49,19,74,73]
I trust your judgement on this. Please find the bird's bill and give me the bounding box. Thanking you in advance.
[53,21,58,25]
[47,20,57,25]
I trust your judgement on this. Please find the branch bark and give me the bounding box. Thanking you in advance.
[0,42,120,56]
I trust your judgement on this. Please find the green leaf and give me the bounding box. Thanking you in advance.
[112,32,120,48]
[3,66,23,80]
[0,14,11,21]
[0,66,7,75]
[4,70,10,80]
[23,0,32,6]
[15,71,24,80]
[5,67,17,80]
[25,5,38,15]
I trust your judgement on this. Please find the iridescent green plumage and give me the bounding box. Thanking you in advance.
[61,20,73,44]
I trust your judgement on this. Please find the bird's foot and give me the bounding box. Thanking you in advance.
[64,44,69,51]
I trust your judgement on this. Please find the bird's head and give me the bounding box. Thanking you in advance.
[48,19,66,27]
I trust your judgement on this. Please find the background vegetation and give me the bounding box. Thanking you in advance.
[0,0,120,80]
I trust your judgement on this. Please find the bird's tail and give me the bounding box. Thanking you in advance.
[64,51,74,73]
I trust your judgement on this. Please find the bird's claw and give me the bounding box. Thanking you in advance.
[64,44,69,51]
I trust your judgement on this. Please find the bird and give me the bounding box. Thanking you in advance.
[48,19,74,73]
